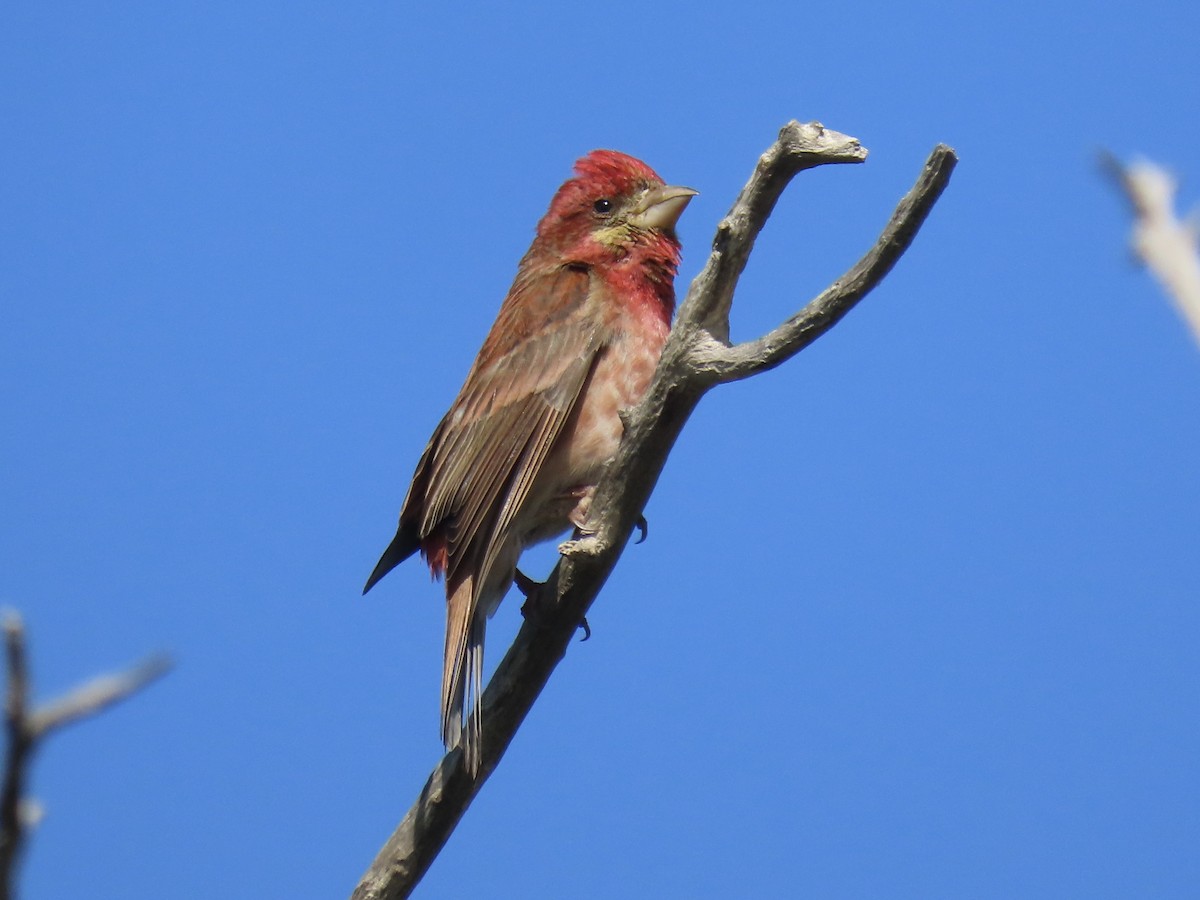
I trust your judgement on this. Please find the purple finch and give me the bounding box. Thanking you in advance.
[364,150,695,773]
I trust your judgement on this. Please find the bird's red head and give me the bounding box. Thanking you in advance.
[544,150,665,225]
[535,150,695,267]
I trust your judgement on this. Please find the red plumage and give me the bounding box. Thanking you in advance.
[364,150,695,773]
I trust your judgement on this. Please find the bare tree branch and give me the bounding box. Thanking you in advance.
[679,121,868,339]
[0,613,171,900]
[1102,151,1200,345]
[353,122,958,900]
[1,619,33,900]
[29,656,172,739]
[691,144,957,383]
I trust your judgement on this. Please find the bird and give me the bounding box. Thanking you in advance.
[363,150,696,774]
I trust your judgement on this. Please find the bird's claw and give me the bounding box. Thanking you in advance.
[578,617,591,641]
[634,514,648,544]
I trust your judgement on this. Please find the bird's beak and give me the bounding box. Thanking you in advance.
[629,184,698,231]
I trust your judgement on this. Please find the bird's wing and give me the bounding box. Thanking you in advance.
[413,263,608,753]
[420,263,607,591]
[362,264,607,596]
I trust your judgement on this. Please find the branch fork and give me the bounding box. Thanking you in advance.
[1,613,170,899]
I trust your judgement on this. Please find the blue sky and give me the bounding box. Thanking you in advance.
[2,2,1198,897]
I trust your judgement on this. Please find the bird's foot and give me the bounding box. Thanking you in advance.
[558,533,605,559]
[515,568,549,621]
[513,568,541,598]
[515,569,590,641]
[517,577,548,626]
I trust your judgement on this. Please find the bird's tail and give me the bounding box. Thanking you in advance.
[442,575,486,775]
[362,522,420,595]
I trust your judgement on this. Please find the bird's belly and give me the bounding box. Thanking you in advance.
[519,320,668,542]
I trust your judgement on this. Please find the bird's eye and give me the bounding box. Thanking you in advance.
[592,198,613,214]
